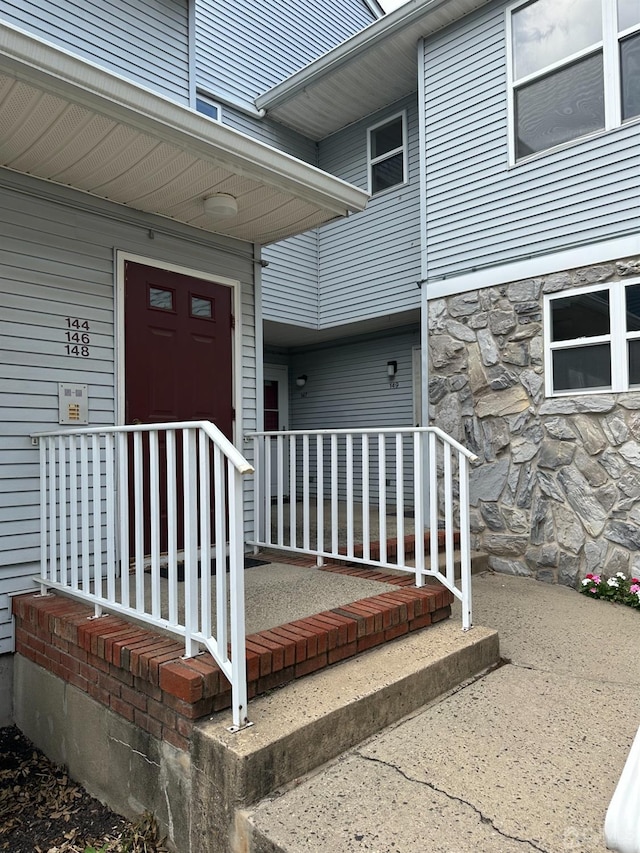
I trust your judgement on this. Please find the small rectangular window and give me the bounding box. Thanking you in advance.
[367,113,407,196]
[196,93,221,122]
[545,278,640,395]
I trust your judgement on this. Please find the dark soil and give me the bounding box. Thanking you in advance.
[0,727,167,852]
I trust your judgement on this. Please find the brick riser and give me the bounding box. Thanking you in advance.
[337,530,461,562]
[12,566,453,750]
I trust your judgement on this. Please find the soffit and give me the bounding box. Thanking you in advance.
[257,0,490,140]
[0,24,368,245]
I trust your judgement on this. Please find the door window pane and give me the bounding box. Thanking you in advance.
[148,286,173,311]
[191,296,213,318]
[552,344,612,390]
[512,0,602,80]
[551,289,610,342]
[619,0,640,31]
[515,53,605,157]
[264,380,279,431]
[621,32,640,120]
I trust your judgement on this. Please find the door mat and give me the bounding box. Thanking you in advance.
[149,555,270,581]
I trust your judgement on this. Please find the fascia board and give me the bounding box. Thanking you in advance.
[0,21,369,217]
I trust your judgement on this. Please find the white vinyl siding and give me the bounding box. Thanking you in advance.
[0,170,257,651]
[0,0,191,104]
[422,0,640,281]
[194,0,376,108]
[290,329,420,431]
[262,233,320,328]
[220,108,318,161]
[317,97,421,326]
[288,327,420,504]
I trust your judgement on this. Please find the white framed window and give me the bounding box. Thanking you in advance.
[367,111,407,195]
[506,0,640,162]
[195,91,222,122]
[544,278,640,396]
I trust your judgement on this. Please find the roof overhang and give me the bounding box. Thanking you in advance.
[0,23,368,244]
[256,0,491,140]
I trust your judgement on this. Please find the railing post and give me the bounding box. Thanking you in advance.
[228,462,248,730]
[183,428,199,658]
[38,438,48,595]
[459,452,472,630]
[316,434,324,566]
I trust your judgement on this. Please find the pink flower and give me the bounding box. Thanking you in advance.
[589,588,597,594]
[591,575,601,584]
[631,584,640,594]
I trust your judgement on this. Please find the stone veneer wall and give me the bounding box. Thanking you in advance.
[428,256,640,586]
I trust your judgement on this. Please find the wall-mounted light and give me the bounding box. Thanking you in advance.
[203,193,238,218]
[296,374,308,388]
[387,361,398,378]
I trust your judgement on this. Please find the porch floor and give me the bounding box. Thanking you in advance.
[14,543,461,748]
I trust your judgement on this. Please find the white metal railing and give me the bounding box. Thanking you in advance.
[246,427,478,630]
[32,421,253,730]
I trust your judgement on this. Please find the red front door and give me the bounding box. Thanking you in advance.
[125,262,233,434]
[124,262,234,554]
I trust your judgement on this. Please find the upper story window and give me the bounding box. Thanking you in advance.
[544,279,640,395]
[367,112,407,195]
[508,0,640,161]
[195,92,222,122]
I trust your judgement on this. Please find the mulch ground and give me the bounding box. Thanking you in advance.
[0,727,167,852]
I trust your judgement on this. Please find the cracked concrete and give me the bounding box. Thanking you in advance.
[108,736,162,767]
[245,573,640,853]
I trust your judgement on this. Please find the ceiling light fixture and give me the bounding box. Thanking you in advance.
[203,193,238,218]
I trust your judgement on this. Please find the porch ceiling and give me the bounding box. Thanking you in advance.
[256,0,489,140]
[0,24,368,245]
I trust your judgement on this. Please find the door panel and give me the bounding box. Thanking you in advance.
[124,262,234,554]
[125,262,233,435]
[264,364,289,498]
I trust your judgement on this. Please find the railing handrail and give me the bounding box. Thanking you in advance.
[35,419,252,728]
[249,424,475,630]
[31,420,255,475]
[246,426,478,462]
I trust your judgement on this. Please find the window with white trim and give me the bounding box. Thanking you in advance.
[367,112,407,195]
[195,92,222,122]
[544,279,640,395]
[508,0,640,161]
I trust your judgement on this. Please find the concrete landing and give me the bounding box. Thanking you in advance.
[191,618,499,853]
[243,573,640,853]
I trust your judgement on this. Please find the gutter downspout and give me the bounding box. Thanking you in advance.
[417,37,431,523]
[417,37,429,429]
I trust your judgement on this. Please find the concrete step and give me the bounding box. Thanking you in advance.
[190,619,500,853]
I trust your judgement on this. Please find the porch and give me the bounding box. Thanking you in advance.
[26,420,478,731]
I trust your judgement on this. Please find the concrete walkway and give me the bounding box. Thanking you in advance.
[247,573,640,853]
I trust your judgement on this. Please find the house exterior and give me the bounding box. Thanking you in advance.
[251,0,640,589]
[4,0,639,737]
[0,0,373,722]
